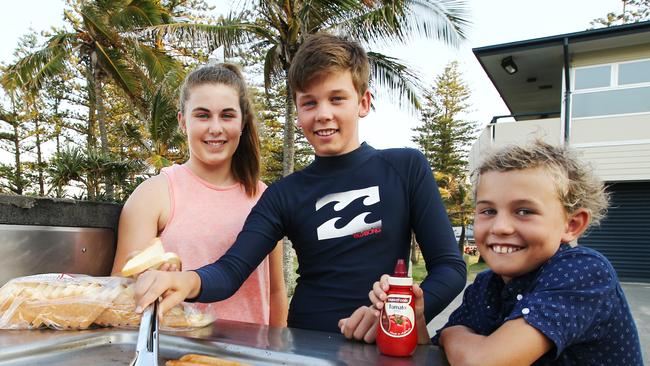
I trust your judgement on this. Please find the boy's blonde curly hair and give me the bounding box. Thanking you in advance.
[472,140,609,228]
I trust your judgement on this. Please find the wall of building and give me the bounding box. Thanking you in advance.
[572,44,650,67]
[570,45,650,182]
[468,118,562,170]
[573,142,650,182]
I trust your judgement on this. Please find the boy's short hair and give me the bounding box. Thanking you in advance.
[288,33,369,99]
[472,140,609,227]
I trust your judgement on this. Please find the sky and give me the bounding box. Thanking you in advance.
[0,0,625,153]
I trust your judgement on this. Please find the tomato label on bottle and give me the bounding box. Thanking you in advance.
[380,294,414,338]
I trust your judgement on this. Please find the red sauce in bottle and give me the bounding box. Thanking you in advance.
[376,259,418,357]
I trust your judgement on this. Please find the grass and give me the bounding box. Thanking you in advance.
[411,254,488,283]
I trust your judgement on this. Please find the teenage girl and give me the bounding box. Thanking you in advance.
[112,64,287,327]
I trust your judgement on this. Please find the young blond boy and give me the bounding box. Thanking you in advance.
[370,141,643,365]
[133,33,466,336]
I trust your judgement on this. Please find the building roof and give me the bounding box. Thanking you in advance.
[472,21,650,121]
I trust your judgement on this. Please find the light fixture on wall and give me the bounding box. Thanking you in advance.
[501,56,518,75]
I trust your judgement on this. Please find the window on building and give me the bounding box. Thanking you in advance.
[574,65,611,90]
[619,59,650,85]
[572,58,650,118]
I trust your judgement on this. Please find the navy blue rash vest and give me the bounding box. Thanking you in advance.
[194,143,467,332]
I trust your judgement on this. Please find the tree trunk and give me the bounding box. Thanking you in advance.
[91,52,114,201]
[34,117,45,196]
[12,122,22,195]
[86,63,97,150]
[282,77,296,291]
[410,233,419,264]
[54,103,63,198]
[86,65,97,200]
[93,72,114,201]
[8,100,24,196]
[282,78,295,177]
[458,223,466,255]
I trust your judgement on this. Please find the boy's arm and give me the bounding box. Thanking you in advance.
[408,151,467,321]
[135,185,287,314]
[439,318,552,366]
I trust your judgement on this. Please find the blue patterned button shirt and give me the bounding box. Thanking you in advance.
[433,244,643,365]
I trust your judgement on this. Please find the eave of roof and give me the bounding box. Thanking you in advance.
[473,20,650,56]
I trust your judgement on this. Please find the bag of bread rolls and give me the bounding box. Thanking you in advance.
[0,274,214,330]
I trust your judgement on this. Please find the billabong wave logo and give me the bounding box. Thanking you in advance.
[315,186,382,240]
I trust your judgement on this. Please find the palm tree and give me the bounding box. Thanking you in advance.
[48,146,142,201]
[2,0,181,200]
[150,0,470,175]
[150,0,470,286]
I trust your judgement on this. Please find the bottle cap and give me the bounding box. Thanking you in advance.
[393,259,407,277]
[388,259,412,286]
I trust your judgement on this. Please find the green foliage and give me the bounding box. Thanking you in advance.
[591,0,650,27]
[0,0,191,201]
[411,252,486,283]
[48,146,143,202]
[411,257,428,283]
[251,81,312,184]
[412,61,476,252]
[0,163,34,195]
[412,61,476,178]
[148,0,471,182]
[0,0,473,207]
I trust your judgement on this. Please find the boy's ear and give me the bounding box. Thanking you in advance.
[177,111,186,133]
[561,208,591,243]
[358,89,371,118]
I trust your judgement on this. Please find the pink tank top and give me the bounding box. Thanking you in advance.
[160,164,270,325]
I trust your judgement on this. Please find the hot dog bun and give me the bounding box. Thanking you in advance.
[165,354,251,366]
[120,238,181,277]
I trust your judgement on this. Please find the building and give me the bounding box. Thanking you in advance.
[469,21,650,282]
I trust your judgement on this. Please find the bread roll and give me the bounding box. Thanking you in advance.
[120,238,181,277]
[164,353,251,366]
[0,276,123,329]
[0,274,213,330]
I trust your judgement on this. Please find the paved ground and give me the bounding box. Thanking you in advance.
[427,282,650,362]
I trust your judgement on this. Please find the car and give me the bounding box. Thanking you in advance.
[464,244,478,256]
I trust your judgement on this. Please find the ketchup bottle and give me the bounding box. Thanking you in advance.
[376,259,417,357]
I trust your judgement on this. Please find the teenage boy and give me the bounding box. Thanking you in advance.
[369,141,643,365]
[134,33,466,337]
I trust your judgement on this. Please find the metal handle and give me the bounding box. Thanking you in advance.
[130,300,159,366]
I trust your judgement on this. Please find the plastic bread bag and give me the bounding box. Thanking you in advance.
[0,273,215,331]
[0,274,126,330]
[94,281,215,331]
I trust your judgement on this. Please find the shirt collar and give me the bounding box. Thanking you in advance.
[306,142,374,174]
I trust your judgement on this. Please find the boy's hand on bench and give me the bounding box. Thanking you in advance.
[338,306,378,343]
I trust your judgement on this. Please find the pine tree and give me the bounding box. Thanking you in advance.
[412,61,476,253]
[412,61,475,178]
[591,0,650,27]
